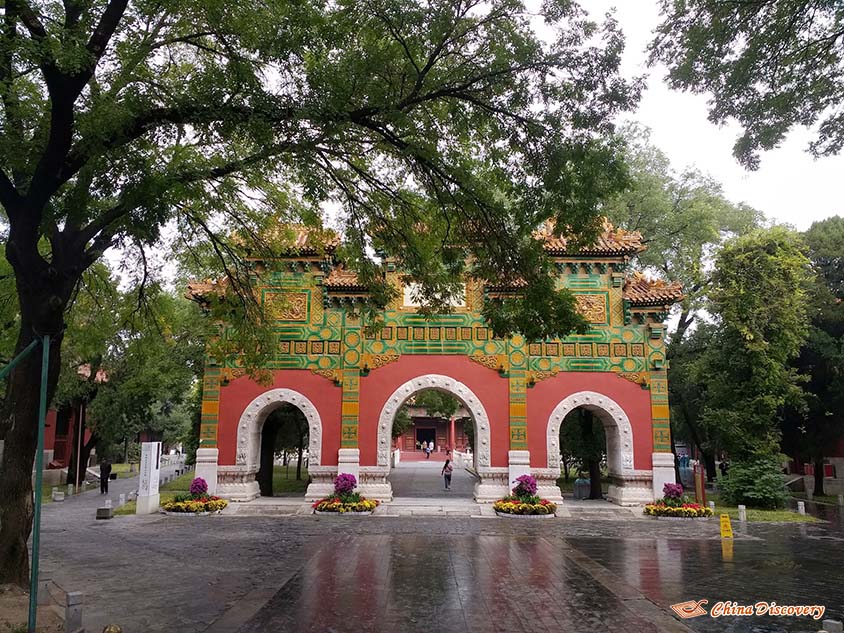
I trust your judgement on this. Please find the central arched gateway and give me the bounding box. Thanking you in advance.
[359,374,503,501]
[191,223,683,507]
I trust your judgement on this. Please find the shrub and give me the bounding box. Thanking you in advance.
[512,474,538,498]
[720,457,788,509]
[189,477,208,496]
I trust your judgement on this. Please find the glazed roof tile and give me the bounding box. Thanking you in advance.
[535,220,646,256]
[623,272,684,306]
[324,267,366,289]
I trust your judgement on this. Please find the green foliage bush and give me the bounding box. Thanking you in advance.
[720,457,789,509]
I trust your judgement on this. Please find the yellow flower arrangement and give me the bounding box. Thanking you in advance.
[643,503,713,518]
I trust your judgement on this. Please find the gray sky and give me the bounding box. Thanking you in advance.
[587,1,844,230]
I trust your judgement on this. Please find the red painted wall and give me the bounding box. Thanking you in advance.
[217,370,343,466]
[358,355,510,467]
[527,372,654,470]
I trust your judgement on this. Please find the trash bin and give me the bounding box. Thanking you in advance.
[573,478,591,500]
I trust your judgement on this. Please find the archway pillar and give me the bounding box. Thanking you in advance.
[507,449,531,491]
[194,448,219,495]
[651,452,676,499]
[337,447,361,484]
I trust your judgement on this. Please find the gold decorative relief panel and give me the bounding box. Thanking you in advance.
[575,294,607,324]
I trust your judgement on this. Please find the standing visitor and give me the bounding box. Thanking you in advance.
[442,459,453,490]
[425,442,431,459]
[99,458,112,494]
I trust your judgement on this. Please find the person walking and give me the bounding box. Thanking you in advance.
[442,459,453,490]
[99,458,112,494]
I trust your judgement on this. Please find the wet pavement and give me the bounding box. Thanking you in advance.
[36,509,844,633]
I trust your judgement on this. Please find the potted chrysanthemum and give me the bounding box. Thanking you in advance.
[493,474,557,517]
[643,483,713,519]
[312,474,379,514]
[161,477,228,515]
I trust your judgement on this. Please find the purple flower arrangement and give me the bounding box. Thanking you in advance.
[334,473,357,495]
[190,477,208,496]
[512,474,538,498]
[663,483,684,499]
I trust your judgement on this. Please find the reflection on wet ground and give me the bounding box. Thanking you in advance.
[570,521,844,633]
[237,534,674,633]
[237,518,843,633]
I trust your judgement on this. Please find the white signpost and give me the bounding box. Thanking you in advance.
[136,442,162,515]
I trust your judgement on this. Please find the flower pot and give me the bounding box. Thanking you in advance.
[313,510,373,515]
[162,510,223,516]
[653,516,711,521]
[494,511,556,518]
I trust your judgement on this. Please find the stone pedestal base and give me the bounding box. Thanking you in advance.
[533,468,564,503]
[217,465,259,501]
[473,467,509,503]
[651,452,676,500]
[507,450,531,490]
[194,448,219,494]
[136,493,160,515]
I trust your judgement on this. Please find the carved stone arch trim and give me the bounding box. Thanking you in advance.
[546,391,634,475]
[376,374,491,468]
[236,388,322,470]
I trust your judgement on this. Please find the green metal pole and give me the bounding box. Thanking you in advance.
[0,338,39,381]
[27,335,50,633]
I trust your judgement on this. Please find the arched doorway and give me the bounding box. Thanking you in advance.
[365,374,505,502]
[256,404,310,497]
[218,388,323,501]
[546,391,649,506]
[386,388,474,498]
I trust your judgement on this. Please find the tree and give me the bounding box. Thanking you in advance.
[783,217,844,495]
[604,125,761,478]
[0,0,637,582]
[691,227,812,506]
[559,408,606,499]
[606,125,762,351]
[651,1,844,168]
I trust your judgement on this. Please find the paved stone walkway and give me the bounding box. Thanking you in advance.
[36,509,844,633]
[388,461,476,499]
[40,461,183,525]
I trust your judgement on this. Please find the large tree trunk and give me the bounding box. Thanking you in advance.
[66,432,97,487]
[257,421,278,497]
[0,223,78,585]
[0,324,65,585]
[813,456,825,497]
[296,435,304,482]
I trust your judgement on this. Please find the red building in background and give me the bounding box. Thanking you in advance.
[393,407,472,454]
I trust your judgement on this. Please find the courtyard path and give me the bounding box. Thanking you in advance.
[35,507,844,633]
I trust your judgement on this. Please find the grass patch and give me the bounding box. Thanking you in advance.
[110,463,138,479]
[791,492,842,505]
[706,494,819,522]
[555,476,609,494]
[160,470,196,492]
[114,492,182,516]
[712,505,819,523]
[272,465,309,495]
